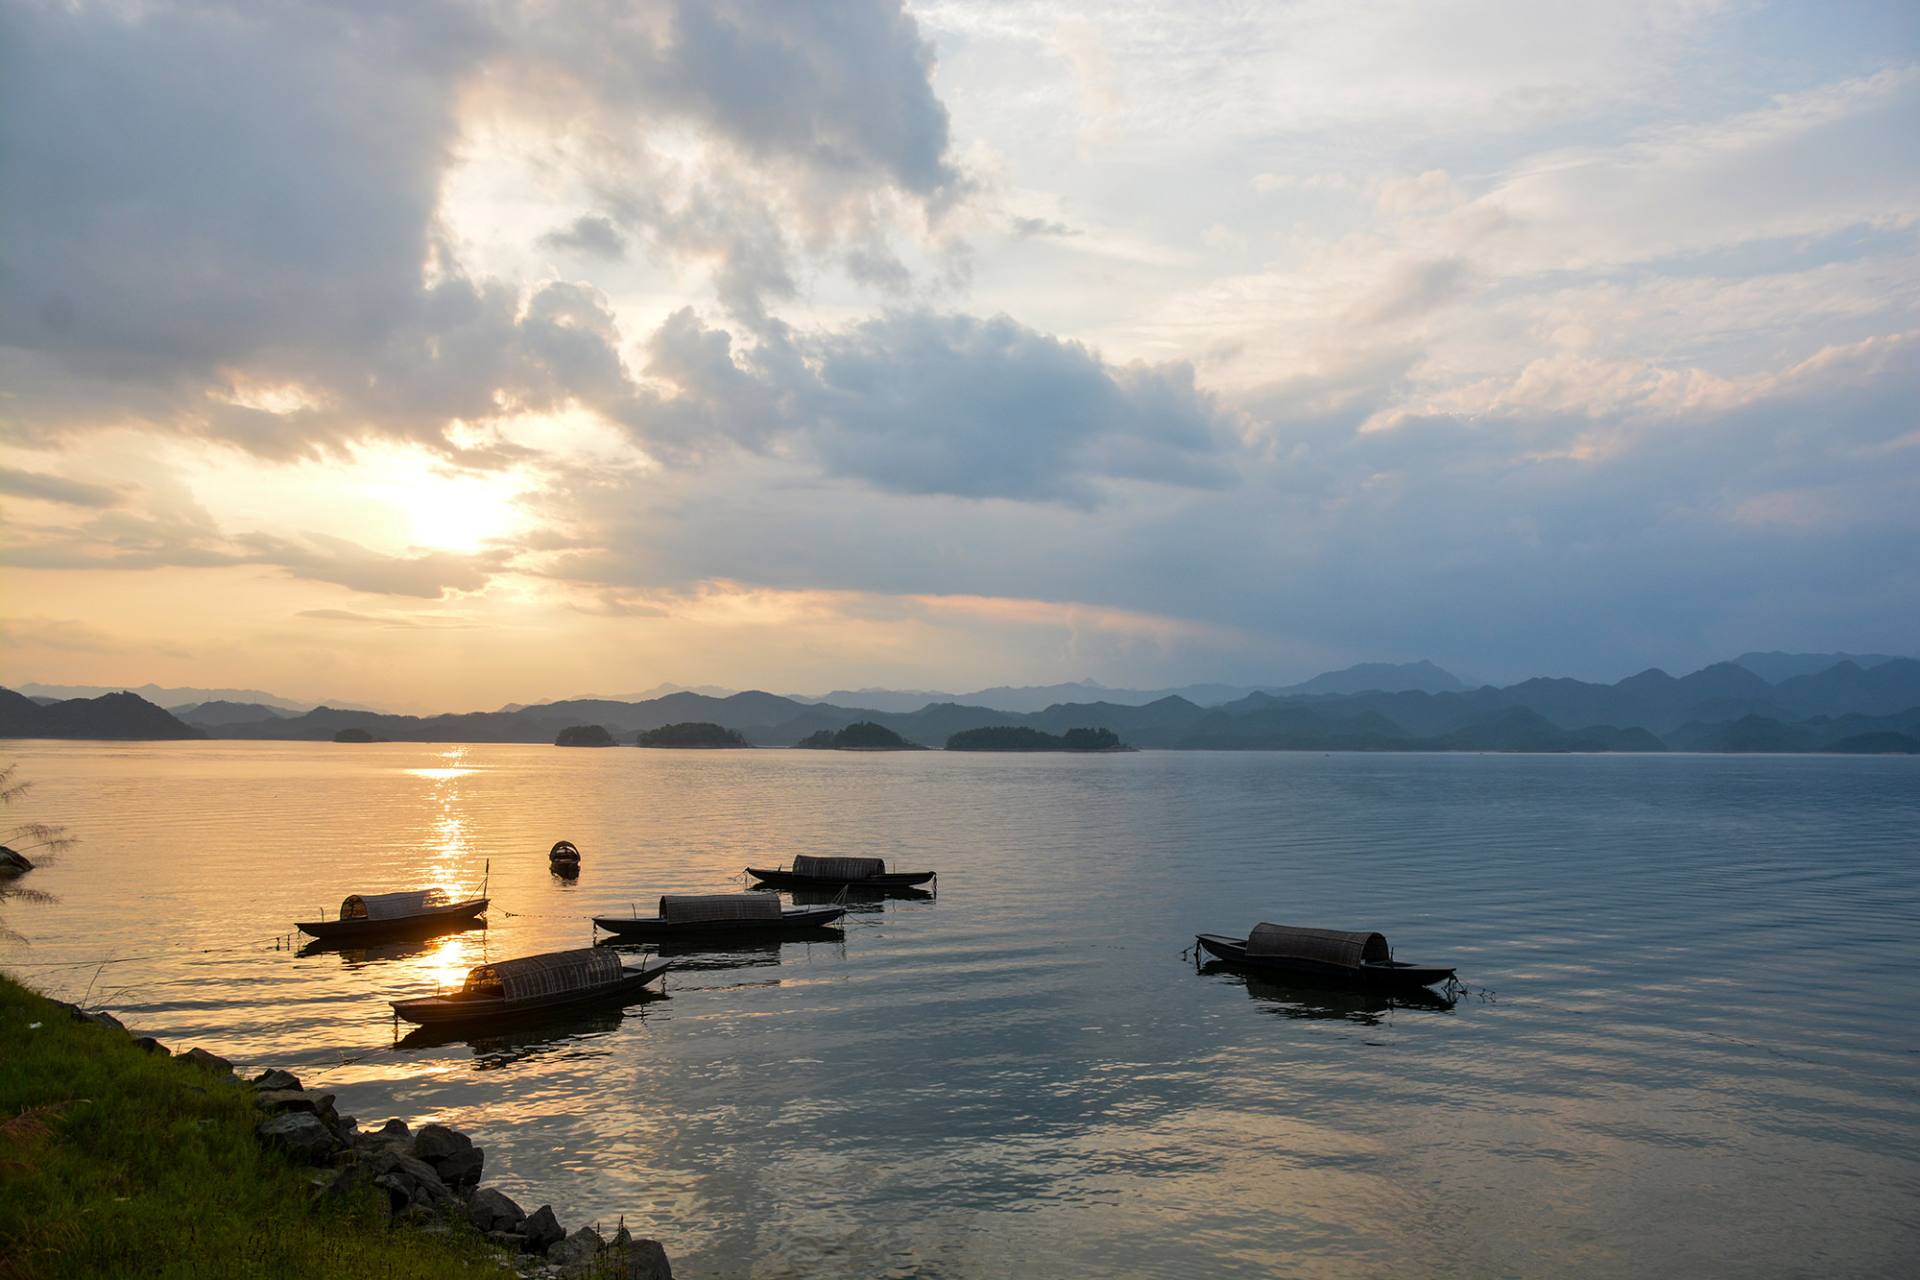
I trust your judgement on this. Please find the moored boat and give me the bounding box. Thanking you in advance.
[593,892,845,939]
[390,947,670,1027]
[744,854,934,890]
[549,839,582,878]
[296,888,488,943]
[1195,923,1454,989]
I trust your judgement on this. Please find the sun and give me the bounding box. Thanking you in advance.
[362,452,527,554]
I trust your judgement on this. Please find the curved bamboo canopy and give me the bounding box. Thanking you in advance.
[791,855,886,880]
[659,893,782,924]
[1246,924,1389,967]
[464,948,622,1000]
[340,889,451,921]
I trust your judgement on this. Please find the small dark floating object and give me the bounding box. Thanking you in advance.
[593,892,845,939]
[1195,923,1454,990]
[391,947,670,1027]
[744,854,934,890]
[549,839,582,877]
[0,845,32,877]
[296,889,488,943]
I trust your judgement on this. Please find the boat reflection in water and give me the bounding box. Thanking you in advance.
[1200,960,1457,1025]
[598,933,847,973]
[779,884,934,911]
[394,994,663,1067]
[298,922,484,963]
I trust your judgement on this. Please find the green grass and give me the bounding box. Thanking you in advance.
[0,974,508,1279]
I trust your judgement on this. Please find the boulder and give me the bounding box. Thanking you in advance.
[255,1088,334,1115]
[181,1047,233,1075]
[436,1145,484,1190]
[548,1227,604,1268]
[378,1118,409,1138]
[521,1205,565,1253]
[252,1068,302,1091]
[412,1123,471,1162]
[596,1233,674,1280]
[256,1112,341,1165]
[132,1036,169,1056]
[468,1186,527,1234]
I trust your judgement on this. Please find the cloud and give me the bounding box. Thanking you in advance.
[0,467,122,508]
[626,308,1241,501]
[0,0,967,458]
[1011,216,1080,238]
[540,214,628,259]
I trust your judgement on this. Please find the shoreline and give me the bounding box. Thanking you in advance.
[0,974,672,1279]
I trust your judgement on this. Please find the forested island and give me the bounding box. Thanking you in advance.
[796,722,925,750]
[554,724,616,747]
[946,726,1130,751]
[635,721,749,748]
[331,728,375,743]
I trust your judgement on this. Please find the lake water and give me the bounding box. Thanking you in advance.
[3,742,1917,1277]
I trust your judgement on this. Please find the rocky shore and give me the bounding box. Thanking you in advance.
[44,998,670,1279]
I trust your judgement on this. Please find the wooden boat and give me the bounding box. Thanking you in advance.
[592,892,845,939]
[296,889,488,943]
[1195,923,1454,990]
[744,854,934,890]
[391,948,670,1027]
[549,839,581,878]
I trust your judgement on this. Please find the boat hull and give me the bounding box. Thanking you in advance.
[1195,933,1454,989]
[592,905,846,939]
[296,898,489,943]
[391,959,671,1027]
[744,868,934,889]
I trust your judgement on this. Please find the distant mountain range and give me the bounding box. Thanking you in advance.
[5,652,1915,753]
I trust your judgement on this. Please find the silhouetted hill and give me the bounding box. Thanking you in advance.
[554,724,616,747]
[1732,651,1907,683]
[0,688,203,740]
[1271,660,1468,696]
[173,700,293,727]
[636,722,748,748]
[173,656,1920,754]
[947,726,1128,751]
[796,721,925,750]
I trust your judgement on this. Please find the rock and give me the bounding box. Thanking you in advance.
[548,1227,603,1268]
[181,1047,233,1075]
[378,1118,409,1138]
[596,1235,674,1280]
[412,1123,471,1162]
[469,1186,527,1233]
[132,1036,169,1055]
[81,1009,127,1034]
[256,1112,341,1165]
[521,1205,564,1253]
[484,1230,528,1251]
[255,1088,334,1114]
[436,1145,484,1190]
[252,1068,302,1091]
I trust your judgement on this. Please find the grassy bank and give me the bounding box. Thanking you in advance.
[0,974,505,1279]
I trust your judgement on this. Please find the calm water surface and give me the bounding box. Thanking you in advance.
[4,743,1917,1277]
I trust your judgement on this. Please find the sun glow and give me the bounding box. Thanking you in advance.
[359,454,528,554]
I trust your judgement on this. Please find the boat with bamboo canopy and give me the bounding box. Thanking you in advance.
[1195,923,1454,989]
[592,892,844,940]
[390,947,670,1027]
[296,887,488,943]
[744,854,934,890]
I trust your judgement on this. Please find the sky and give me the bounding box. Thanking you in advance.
[1,0,1916,712]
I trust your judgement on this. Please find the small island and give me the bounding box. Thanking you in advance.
[795,721,926,750]
[635,721,750,748]
[945,725,1132,752]
[554,724,616,747]
[331,727,376,743]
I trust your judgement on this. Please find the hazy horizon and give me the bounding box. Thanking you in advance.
[4,2,1916,713]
